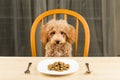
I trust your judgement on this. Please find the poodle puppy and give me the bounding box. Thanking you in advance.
[40,19,75,57]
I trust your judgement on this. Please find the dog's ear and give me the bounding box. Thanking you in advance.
[67,24,76,44]
[40,25,47,44]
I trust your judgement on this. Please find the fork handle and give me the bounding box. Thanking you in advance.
[27,62,32,70]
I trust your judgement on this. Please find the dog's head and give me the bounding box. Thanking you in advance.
[40,19,76,45]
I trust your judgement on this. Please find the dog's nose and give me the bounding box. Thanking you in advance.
[56,40,60,44]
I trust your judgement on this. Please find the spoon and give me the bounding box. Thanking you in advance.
[85,63,91,74]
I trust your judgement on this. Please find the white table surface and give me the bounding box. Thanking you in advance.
[0,57,120,80]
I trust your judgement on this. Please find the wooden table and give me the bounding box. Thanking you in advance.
[0,57,120,80]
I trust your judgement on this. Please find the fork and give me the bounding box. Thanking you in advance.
[24,62,32,74]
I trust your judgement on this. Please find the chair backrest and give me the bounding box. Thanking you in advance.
[30,9,90,57]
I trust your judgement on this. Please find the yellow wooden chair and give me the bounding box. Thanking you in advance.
[30,9,90,57]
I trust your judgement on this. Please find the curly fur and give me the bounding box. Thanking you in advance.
[40,19,75,57]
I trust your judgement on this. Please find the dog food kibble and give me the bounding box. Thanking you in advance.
[48,61,70,71]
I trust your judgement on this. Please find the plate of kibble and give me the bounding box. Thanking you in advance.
[37,59,79,75]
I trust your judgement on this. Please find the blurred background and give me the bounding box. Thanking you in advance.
[0,0,120,56]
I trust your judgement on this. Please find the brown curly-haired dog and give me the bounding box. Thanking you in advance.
[40,19,75,57]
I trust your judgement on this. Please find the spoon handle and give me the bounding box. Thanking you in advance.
[85,63,90,71]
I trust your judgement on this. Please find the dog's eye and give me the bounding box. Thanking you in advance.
[61,32,64,34]
[51,32,55,35]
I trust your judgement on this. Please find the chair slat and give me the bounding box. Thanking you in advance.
[53,14,56,20]
[42,19,44,25]
[75,19,79,56]
[64,14,67,20]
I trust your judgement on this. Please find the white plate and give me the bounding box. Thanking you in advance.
[37,59,79,75]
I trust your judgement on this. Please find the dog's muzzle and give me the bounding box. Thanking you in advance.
[55,40,60,44]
